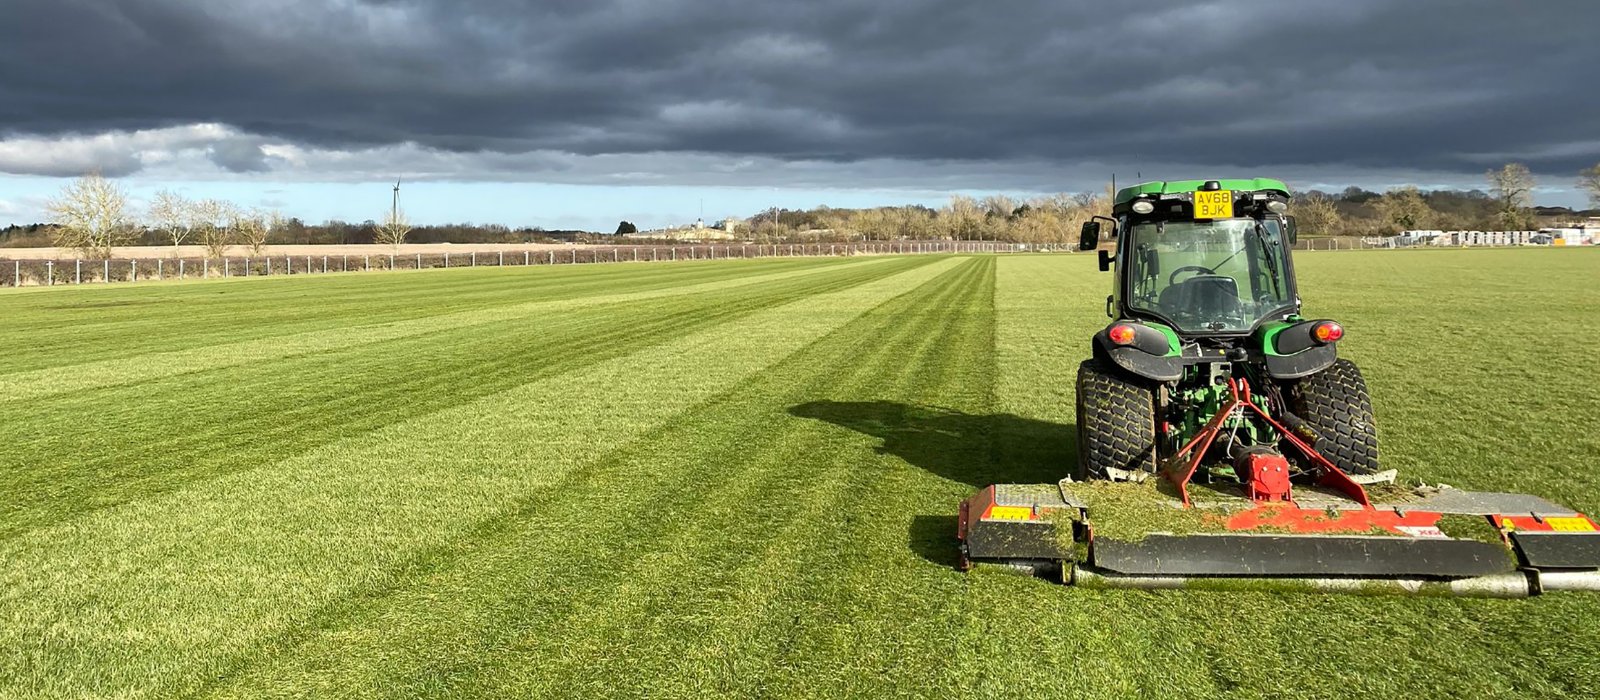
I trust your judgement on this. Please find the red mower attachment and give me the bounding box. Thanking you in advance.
[1236,450,1292,503]
[1163,376,1369,508]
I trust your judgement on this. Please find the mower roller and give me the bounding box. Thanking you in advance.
[957,178,1600,597]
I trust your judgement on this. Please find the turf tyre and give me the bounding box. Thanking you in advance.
[1075,359,1158,481]
[1288,358,1379,475]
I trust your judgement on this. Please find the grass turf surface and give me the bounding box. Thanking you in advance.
[2,249,1598,698]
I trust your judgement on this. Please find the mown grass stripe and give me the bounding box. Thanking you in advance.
[193,257,991,699]
[457,259,1000,699]
[0,257,962,699]
[0,257,926,540]
[0,258,894,401]
[0,258,847,374]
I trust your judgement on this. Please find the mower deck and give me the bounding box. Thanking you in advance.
[957,482,1600,597]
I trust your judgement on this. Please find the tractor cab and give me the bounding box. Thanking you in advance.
[1080,179,1299,336]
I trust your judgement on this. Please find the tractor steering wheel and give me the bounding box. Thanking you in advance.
[1167,265,1216,285]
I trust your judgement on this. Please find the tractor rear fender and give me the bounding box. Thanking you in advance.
[1093,322,1182,382]
[1259,320,1340,379]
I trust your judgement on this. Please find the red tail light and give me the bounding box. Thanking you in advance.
[1108,324,1138,345]
[1312,321,1344,343]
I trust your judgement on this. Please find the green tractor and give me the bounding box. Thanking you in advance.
[955,178,1600,597]
[1072,178,1375,493]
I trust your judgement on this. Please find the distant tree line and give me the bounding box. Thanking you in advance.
[10,162,1600,258]
[737,192,1111,245]
[1292,163,1600,237]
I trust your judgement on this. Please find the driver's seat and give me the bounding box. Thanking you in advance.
[1160,275,1242,322]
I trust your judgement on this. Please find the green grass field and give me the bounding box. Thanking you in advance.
[2,250,1598,698]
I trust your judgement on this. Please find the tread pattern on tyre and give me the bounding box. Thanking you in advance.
[1289,358,1379,475]
[1075,359,1157,480]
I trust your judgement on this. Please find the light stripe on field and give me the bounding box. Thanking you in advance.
[0,257,961,699]
[0,258,895,403]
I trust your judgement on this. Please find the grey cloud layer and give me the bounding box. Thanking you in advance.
[1,0,1597,181]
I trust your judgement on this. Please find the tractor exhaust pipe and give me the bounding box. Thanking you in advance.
[1070,566,1538,598]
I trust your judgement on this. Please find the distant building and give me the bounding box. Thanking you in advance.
[621,218,737,242]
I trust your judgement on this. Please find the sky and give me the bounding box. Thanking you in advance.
[1,0,1597,231]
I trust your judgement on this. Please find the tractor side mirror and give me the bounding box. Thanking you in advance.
[1078,221,1100,251]
[1284,215,1298,244]
[1097,249,1113,271]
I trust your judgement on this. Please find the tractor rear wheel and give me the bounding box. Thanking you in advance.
[1075,359,1158,480]
[1288,358,1379,475]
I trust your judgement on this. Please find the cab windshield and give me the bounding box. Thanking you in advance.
[1125,218,1293,333]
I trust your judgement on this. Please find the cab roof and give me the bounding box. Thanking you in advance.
[1114,178,1291,205]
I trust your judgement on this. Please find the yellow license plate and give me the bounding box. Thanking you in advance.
[1194,190,1233,219]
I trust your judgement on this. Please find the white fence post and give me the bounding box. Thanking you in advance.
[416,253,421,269]
[12,260,18,287]
[225,258,230,277]
[524,250,530,265]
[46,260,53,285]
[498,251,503,266]
[75,259,81,284]
[104,259,110,282]
[178,260,184,279]
[548,251,554,264]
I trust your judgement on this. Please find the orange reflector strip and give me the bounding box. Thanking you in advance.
[986,505,1035,522]
[1494,514,1600,532]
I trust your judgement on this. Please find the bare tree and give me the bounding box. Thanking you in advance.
[146,190,195,257]
[1010,206,1063,245]
[1488,163,1536,230]
[890,206,934,240]
[375,206,413,249]
[1579,163,1600,209]
[939,195,983,240]
[236,208,279,255]
[46,173,135,259]
[1291,193,1344,237]
[854,208,897,241]
[1374,187,1436,234]
[188,199,237,260]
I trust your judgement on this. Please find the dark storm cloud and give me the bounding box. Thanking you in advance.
[1,0,1597,180]
[207,138,270,173]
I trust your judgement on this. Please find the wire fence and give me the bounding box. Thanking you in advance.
[3,235,1584,288]
[0,240,1041,288]
[1292,230,1593,250]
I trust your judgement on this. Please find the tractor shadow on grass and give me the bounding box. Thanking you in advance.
[787,400,1076,570]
